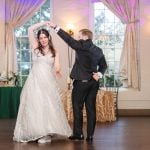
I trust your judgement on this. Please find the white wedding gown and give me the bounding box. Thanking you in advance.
[13,51,72,142]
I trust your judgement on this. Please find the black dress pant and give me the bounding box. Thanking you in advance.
[72,79,99,137]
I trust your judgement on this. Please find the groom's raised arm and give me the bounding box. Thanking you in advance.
[48,22,82,50]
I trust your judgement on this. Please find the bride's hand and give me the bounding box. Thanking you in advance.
[55,70,62,78]
[54,66,62,78]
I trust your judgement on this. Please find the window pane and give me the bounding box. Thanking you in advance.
[114,62,120,74]
[22,76,28,86]
[16,38,20,49]
[105,48,115,61]
[114,22,126,34]
[21,50,31,62]
[105,23,115,34]
[15,26,28,37]
[114,35,124,48]
[20,37,29,50]
[31,11,41,24]
[20,63,30,75]
[41,6,50,21]
[17,51,21,62]
[94,2,105,10]
[105,10,115,22]
[115,49,122,61]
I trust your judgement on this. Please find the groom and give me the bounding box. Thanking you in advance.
[49,22,107,142]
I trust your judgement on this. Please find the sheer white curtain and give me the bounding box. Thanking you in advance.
[5,0,46,76]
[95,0,140,89]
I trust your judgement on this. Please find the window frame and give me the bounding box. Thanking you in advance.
[15,0,51,86]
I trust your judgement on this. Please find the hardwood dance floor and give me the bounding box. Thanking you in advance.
[0,117,150,150]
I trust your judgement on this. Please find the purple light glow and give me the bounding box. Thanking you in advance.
[91,0,100,2]
[5,0,44,23]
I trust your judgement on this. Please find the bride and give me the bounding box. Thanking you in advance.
[13,21,72,143]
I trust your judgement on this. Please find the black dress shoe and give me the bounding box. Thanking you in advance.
[69,135,84,140]
[86,136,93,142]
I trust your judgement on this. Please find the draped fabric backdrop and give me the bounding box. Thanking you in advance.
[0,0,5,72]
[95,0,140,89]
[5,0,46,76]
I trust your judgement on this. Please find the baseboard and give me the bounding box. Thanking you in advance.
[118,109,150,116]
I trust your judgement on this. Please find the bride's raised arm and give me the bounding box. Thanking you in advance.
[28,21,49,50]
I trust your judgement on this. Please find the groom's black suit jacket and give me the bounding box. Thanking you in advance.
[57,29,107,80]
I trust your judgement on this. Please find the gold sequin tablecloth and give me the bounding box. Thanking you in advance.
[61,89,117,122]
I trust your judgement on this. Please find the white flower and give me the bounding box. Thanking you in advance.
[1,71,7,78]
[8,71,13,78]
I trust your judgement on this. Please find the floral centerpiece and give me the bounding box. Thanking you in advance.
[0,71,19,86]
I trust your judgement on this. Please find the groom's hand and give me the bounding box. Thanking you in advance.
[46,21,57,29]
[54,66,62,78]
[92,72,102,81]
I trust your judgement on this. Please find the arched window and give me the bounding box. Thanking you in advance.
[15,0,50,86]
[94,2,126,87]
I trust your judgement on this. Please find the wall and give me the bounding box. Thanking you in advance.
[118,0,150,109]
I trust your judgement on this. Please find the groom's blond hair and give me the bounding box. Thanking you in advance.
[79,29,93,40]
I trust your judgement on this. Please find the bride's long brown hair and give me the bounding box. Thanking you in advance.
[35,29,56,57]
